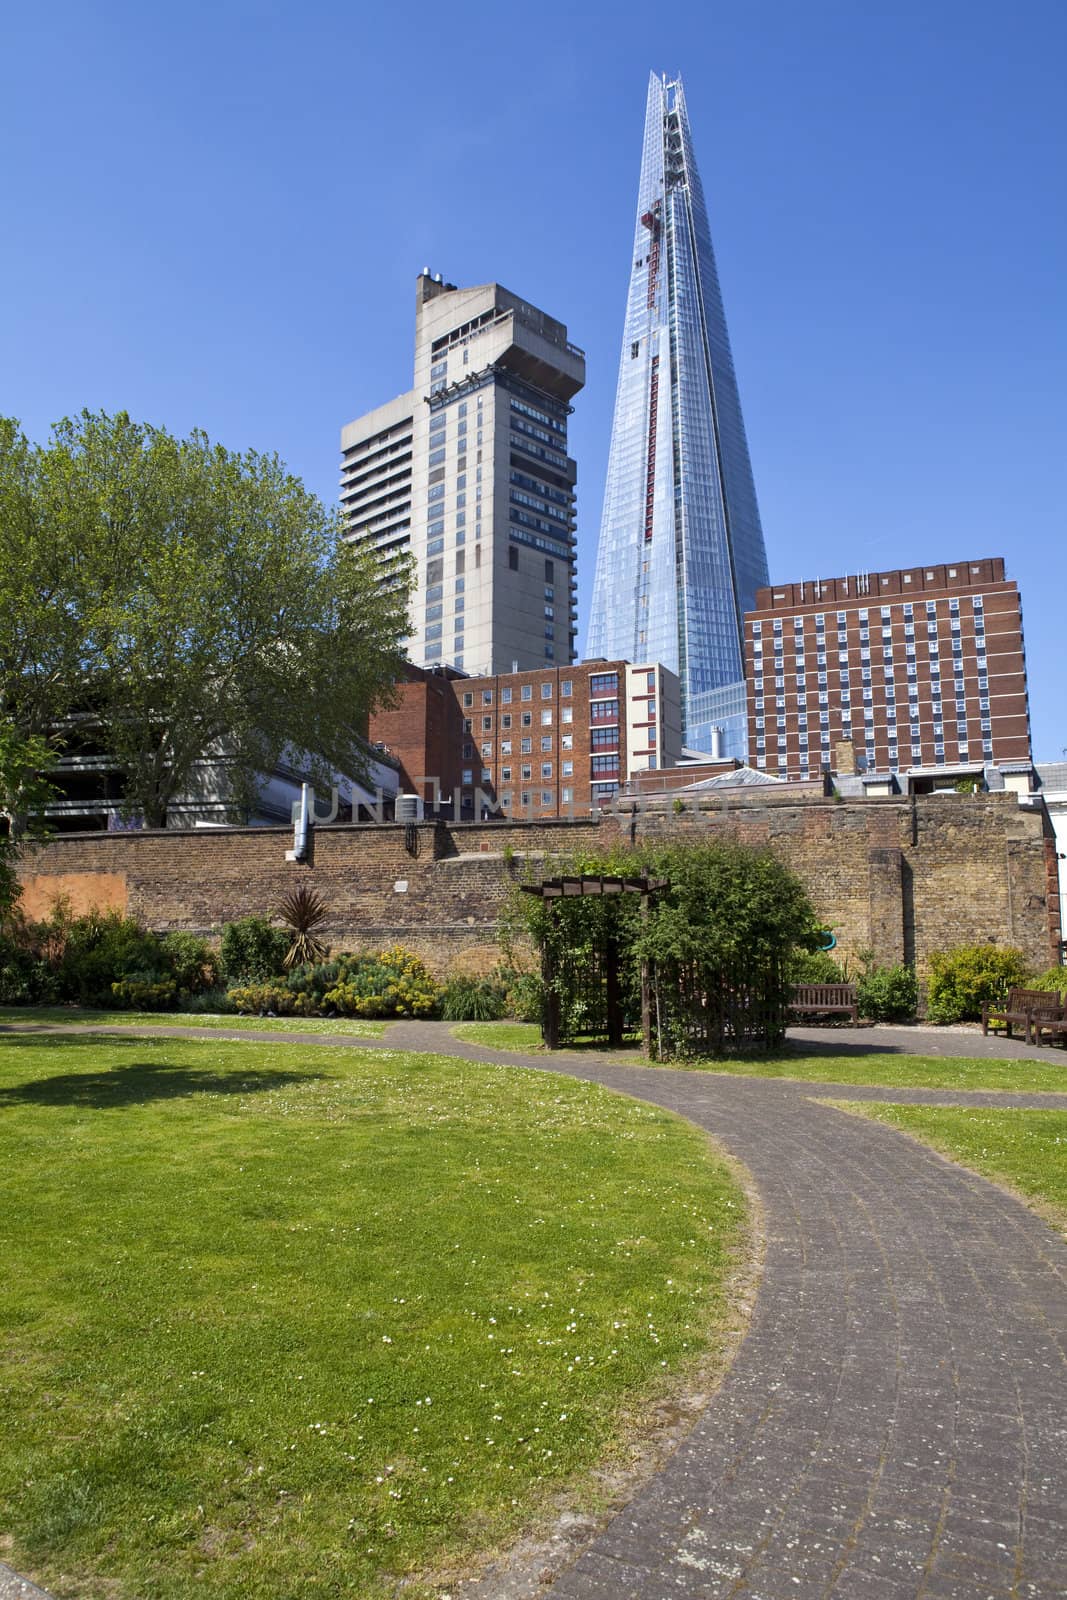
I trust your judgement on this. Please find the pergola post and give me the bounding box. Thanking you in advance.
[520,874,667,1051]
[605,932,622,1048]
[541,902,561,1050]
[640,888,652,1056]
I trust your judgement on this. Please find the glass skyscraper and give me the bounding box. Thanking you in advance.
[587,73,769,758]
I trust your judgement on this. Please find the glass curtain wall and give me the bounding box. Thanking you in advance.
[587,73,769,757]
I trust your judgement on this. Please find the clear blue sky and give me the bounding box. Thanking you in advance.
[2,0,1064,756]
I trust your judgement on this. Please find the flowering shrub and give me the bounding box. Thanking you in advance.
[228,983,317,1017]
[322,947,440,1018]
[110,975,179,1010]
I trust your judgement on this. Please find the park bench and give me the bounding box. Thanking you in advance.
[982,987,1066,1045]
[788,983,859,1024]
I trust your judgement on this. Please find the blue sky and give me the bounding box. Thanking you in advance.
[2,0,1064,756]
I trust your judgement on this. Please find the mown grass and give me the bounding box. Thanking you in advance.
[833,1104,1067,1230]
[450,1022,543,1051]
[0,1034,745,1600]
[0,1005,386,1037]
[448,1022,1067,1095]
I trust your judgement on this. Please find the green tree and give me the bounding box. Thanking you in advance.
[0,411,411,826]
[0,719,56,914]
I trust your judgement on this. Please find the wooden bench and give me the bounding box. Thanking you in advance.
[1031,1016,1067,1048]
[788,983,859,1024]
[982,987,1066,1045]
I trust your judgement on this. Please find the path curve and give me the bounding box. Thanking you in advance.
[2,1021,1066,1598]
[387,1022,1067,1600]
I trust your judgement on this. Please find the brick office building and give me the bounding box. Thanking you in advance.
[745,559,1031,782]
[369,660,682,817]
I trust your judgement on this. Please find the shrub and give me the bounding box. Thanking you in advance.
[57,911,163,1007]
[856,964,918,1022]
[1023,968,1067,997]
[158,931,219,996]
[179,987,237,1015]
[228,983,316,1017]
[504,971,543,1022]
[926,944,1029,1024]
[0,932,46,1005]
[285,957,345,1005]
[441,977,506,1021]
[110,975,178,1010]
[787,948,845,985]
[323,947,440,1018]
[220,917,290,984]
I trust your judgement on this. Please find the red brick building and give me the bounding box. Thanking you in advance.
[369,659,682,817]
[745,558,1031,781]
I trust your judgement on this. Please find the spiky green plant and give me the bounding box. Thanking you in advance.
[277,884,330,969]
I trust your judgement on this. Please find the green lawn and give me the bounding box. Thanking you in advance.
[450,1021,543,1051]
[0,1005,386,1037]
[0,1034,745,1600]
[448,1022,1067,1095]
[832,1103,1067,1230]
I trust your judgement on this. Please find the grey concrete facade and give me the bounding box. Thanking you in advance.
[341,272,584,676]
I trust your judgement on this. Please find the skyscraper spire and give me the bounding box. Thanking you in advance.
[587,73,769,757]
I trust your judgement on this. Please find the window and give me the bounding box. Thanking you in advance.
[541,764,552,779]
[561,706,573,725]
[500,740,512,755]
[541,791,553,806]
[561,787,573,805]
[591,699,619,722]
[508,546,519,571]
[521,765,532,780]
[461,769,472,785]
[561,733,572,750]
[520,737,532,754]
[561,679,572,697]
[562,760,573,777]
[589,672,618,696]
[521,685,532,701]
[500,767,511,783]
[541,709,552,725]
[481,715,491,731]
[541,736,552,752]
[591,725,618,749]
[501,687,512,705]
[521,711,532,727]
[591,754,619,776]
[541,682,552,699]
[462,692,473,708]
[480,742,492,759]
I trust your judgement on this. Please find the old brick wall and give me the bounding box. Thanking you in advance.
[16,796,1060,978]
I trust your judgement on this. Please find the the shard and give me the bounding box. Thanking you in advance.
[587,73,769,757]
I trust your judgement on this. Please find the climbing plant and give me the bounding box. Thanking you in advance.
[504,840,819,1057]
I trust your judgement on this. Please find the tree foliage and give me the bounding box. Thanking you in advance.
[0,411,411,825]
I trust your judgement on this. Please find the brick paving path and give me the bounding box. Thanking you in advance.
[2,1019,1066,1598]
[386,1023,1067,1600]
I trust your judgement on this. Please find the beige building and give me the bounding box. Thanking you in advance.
[341,271,584,676]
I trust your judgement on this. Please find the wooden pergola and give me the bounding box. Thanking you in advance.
[519,874,668,1050]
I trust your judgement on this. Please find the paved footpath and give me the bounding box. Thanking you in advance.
[2,1021,1067,1599]
[389,1023,1067,1600]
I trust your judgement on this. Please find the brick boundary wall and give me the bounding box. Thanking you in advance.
[15,796,1061,979]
